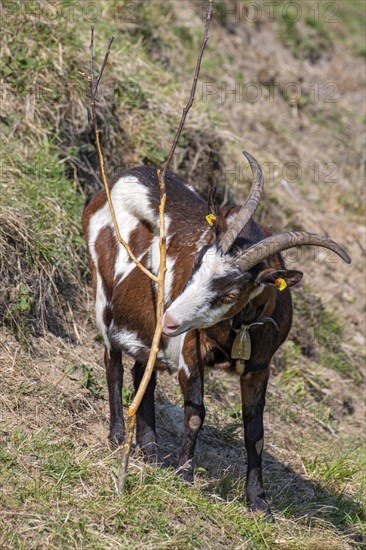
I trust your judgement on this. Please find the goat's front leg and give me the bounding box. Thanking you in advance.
[241,364,270,515]
[177,361,205,482]
[132,361,158,463]
[104,347,124,448]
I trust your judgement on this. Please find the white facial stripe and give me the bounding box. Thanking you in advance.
[165,248,232,329]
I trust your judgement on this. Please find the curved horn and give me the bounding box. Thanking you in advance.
[220,151,264,254]
[237,231,351,271]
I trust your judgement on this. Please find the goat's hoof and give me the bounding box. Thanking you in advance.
[108,428,125,449]
[140,447,158,465]
[145,453,158,465]
[136,440,158,464]
[248,497,274,521]
[177,465,194,484]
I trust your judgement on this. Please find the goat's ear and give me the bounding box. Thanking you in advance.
[207,188,228,237]
[255,268,303,288]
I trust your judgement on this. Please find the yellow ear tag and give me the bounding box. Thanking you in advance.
[205,214,217,226]
[275,278,287,291]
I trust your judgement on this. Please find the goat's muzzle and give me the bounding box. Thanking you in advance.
[162,311,181,336]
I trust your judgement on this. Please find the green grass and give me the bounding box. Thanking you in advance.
[336,0,366,57]
[0,430,274,548]
[1,426,365,549]
[302,448,366,536]
[273,0,365,62]
[2,141,85,267]
[290,290,362,382]
[65,364,103,398]
[320,350,363,384]
[308,109,347,134]
[305,450,366,487]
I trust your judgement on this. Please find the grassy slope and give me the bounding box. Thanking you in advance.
[0,0,365,548]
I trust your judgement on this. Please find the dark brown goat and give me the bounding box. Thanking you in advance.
[82,152,350,514]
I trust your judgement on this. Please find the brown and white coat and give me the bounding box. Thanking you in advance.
[83,156,350,515]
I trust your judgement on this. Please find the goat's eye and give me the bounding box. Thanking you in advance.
[221,291,239,304]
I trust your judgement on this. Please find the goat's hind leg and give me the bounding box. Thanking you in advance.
[104,346,125,448]
[132,361,158,463]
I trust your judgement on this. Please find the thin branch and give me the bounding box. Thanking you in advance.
[88,0,213,493]
[117,413,135,492]
[117,0,213,493]
[126,0,213,421]
[89,27,158,283]
[95,38,114,92]
[160,0,213,183]
[127,178,167,420]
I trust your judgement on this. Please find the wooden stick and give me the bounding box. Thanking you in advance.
[117,413,135,492]
[88,26,165,493]
[88,0,213,493]
[117,0,213,492]
[127,178,166,419]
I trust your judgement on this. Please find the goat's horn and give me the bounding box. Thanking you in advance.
[220,151,264,254]
[236,231,351,271]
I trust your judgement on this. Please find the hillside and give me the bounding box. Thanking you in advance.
[0,1,365,548]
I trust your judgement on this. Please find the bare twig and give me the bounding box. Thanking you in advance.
[88,26,164,493]
[160,0,213,183]
[118,0,213,492]
[117,413,136,492]
[87,0,213,494]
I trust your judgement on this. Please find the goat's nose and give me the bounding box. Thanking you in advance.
[163,311,180,332]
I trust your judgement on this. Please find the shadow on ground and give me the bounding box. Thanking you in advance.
[155,399,365,543]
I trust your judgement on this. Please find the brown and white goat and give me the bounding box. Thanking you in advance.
[82,152,350,514]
